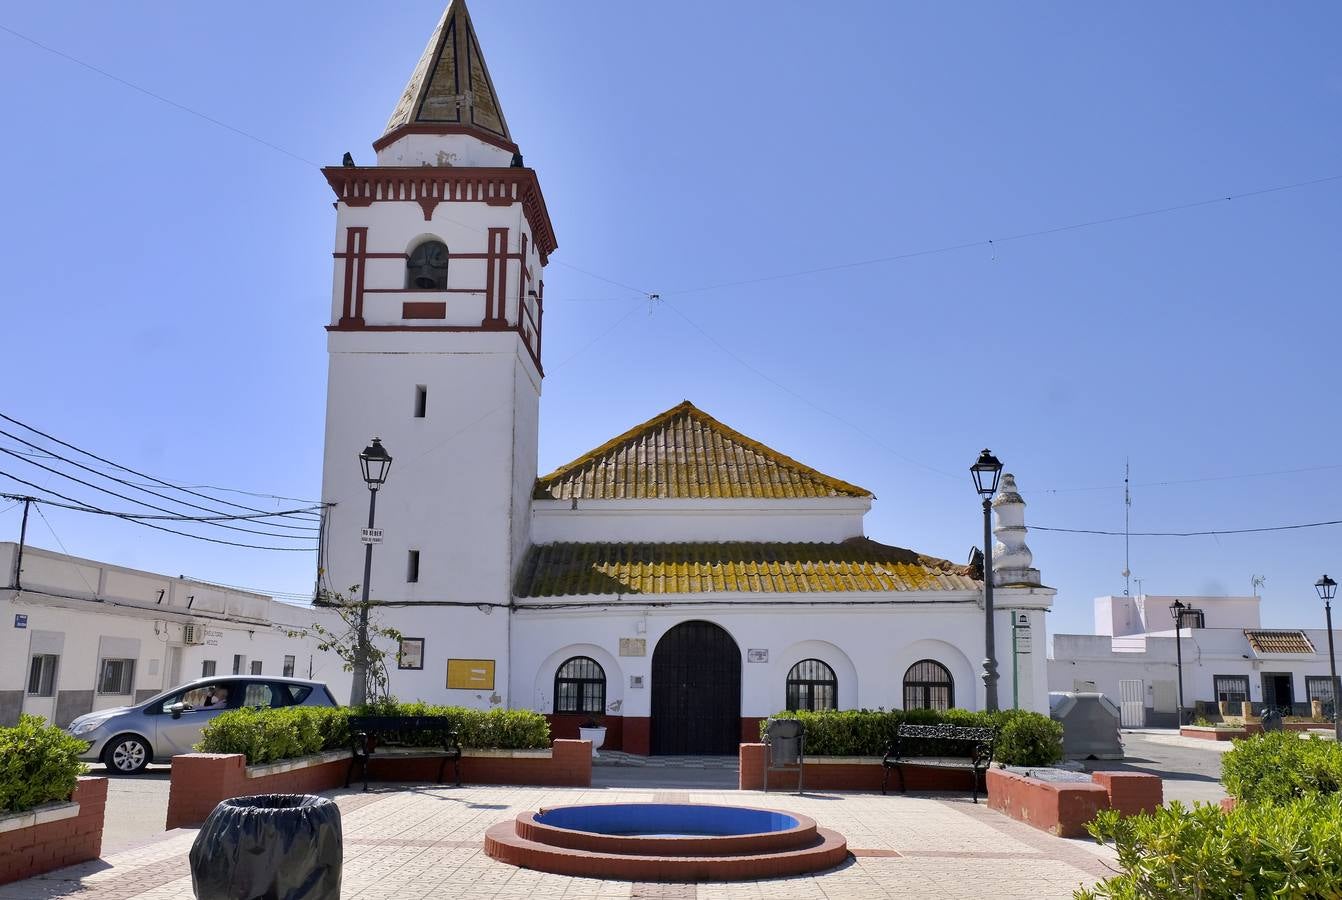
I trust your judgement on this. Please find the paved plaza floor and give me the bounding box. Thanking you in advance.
[2,783,1117,900]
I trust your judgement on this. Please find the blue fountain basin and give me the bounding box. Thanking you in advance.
[536,803,799,838]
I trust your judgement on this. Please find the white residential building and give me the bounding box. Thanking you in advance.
[1,542,352,728]
[317,0,1056,755]
[1049,593,1340,727]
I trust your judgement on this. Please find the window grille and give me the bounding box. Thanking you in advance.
[903,659,953,710]
[283,655,296,678]
[1214,675,1250,704]
[1306,675,1335,706]
[554,656,606,715]
[97,658,135,695]
[28,654,58,697]
[785,658,837,711]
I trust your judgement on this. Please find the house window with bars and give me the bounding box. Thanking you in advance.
[554,656,605,715]
[903,659,954,711]
[97,658,135,695]
[1306,676,1336,708]
[28,654,58,697]
[785,659,838,711]
[1214,675,1250,704]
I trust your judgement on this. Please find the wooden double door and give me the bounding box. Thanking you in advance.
[650,621,741,755]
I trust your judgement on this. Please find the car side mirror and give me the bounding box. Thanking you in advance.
[168,702,187,720]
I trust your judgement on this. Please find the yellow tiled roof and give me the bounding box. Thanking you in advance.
[514,538,979,597]
[534,401,872,501]
[1244,630,1316,654]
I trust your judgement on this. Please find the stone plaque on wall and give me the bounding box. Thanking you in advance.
[747,649,769,663]
[619,638,646,657]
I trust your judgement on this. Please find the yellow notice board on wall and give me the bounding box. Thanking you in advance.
[446,658,495,690]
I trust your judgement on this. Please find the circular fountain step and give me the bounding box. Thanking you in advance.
[484,802,849,882]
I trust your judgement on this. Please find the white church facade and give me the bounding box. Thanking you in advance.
[318,0,1056,754]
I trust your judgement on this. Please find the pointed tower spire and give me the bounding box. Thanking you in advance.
[381,0,514,152]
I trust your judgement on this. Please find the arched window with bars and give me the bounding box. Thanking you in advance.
[903,659,954,710]
[553,656,606,715]
[785,658,838,711]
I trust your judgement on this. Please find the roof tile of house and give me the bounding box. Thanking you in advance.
[1244,630,1316,654]
[533,401,872,501]
[514,537,978,597]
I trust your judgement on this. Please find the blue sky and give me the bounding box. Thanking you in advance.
[1,2,1340,638]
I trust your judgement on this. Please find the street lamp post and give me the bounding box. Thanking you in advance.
[1317,575,1340,742]
[970,449,1004,712]
[350,437,392,708]
[1170,599,1187,726]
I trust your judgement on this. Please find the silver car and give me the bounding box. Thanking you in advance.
[65,675,339,774]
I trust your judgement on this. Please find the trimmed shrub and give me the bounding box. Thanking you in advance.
[0,714,88,814]
[1076,797,1342,900]
[197,702,550,764]
[760,708,1062,766]
[1221,731,1342,805]
[197,706,349,765]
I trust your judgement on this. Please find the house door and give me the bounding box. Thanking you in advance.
[1118,679,1145,728]
[1262,672,1294,712]
[651,621,741,755]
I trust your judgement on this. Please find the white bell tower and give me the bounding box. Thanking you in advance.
[318,0,557,706]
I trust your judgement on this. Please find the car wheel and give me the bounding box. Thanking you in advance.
[104,734,151,774]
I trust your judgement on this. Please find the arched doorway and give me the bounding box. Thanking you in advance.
[651,620,741,755]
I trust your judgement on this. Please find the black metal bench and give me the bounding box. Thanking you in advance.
[345,715,462,792]
[882,723,998,803]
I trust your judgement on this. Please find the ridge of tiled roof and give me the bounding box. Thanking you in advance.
[514,537,978,598]
[533,400,873,501]
[1244,630,1316,654]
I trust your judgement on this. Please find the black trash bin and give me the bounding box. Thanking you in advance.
[190,794,342,900]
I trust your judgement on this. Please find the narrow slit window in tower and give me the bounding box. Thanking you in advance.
[407,550,421,583]
[414,385,428,418]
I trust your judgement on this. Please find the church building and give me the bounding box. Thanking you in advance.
[319,0,1055,754]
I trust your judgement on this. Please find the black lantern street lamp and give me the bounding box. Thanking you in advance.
[1170,599,1188,726]
[1317,575,1340,741]
[971,449,1004,712]
[351,438,392,707]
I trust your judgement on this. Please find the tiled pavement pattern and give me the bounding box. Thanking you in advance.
[0,785,1115,899]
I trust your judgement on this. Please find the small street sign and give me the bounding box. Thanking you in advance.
[360,528,384,545]
[14,614,28,629]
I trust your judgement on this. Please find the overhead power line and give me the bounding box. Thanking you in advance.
[0,412,322,521]
[1034,519,1342,538]
[0,428,318,531]
[0,475,317,552]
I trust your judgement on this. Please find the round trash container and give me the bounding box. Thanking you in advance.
[190,794,342,900]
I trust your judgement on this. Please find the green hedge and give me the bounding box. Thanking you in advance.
[1076,796,1342,900]
[760,708,1063,767]
[0,715,88,814]
[197,703,550,764]
[1220,731,1342,806]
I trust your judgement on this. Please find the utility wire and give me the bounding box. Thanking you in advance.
[1034,519,1342,538]
[0,450,316,540]
[0,428,319,530]
[0,491,320,523]
[0,22,318,168]
[0,412,322,521]
[0,474,315,552]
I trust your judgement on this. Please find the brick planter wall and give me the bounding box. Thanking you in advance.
[0,777,107,885]
[738,743,974,793]
[166,741,592,829]
[986,768,1162,838]
[1091,771,1163,817]
[986,768,1109,838]
[1180,727,1246,741]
